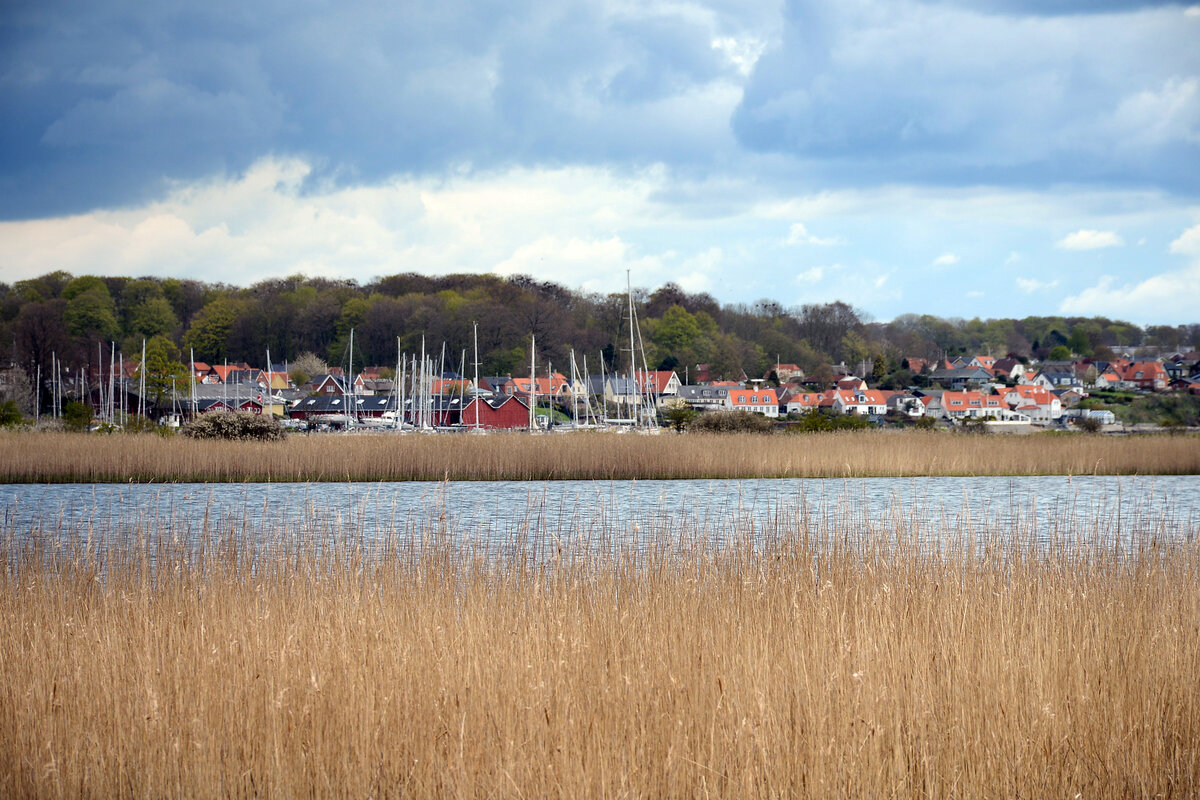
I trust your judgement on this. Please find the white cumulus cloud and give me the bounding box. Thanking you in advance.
[786,222,841,246]
[1055,229,1124,250]
[1016,277,1059,294]
[932,253,959,267]
[1169,223,1200,256]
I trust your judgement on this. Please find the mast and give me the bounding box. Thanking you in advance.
[189,348,197,420]
[419,335,426,429]
[346,330,353,428]
[139,340,146,419]
[472,321,480,430]
[627,269,637,428]
[265,348,273,420]
[529,335,536,431]
[394,338,402,430]
[599,351,608,424]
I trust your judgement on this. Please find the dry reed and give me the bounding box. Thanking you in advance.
[2,429,1199,483]
[2,506,1198,798]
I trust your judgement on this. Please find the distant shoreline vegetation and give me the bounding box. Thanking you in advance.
[1,430,1197,483]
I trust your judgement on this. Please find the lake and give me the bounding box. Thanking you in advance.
[3,476,1197,556]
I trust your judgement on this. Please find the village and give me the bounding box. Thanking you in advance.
[59,347,1200,433]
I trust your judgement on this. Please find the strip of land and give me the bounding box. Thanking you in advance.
[2,429,1198,483]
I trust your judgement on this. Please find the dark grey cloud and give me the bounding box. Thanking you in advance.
[731,0,1200,192]
[0,0,756,218]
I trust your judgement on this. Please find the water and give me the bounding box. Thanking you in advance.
[3,476,1197,555]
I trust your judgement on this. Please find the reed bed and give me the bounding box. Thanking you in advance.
[2,506,1199,798]
[2,429,1199,483]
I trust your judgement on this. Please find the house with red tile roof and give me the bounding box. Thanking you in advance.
[782,390,827,415]
[635,370,682,399]
[831,389,889,416]
[998,386,1062,421]
[725,387,779,417]
[1118,362,1168,391]
[506,373,573,402]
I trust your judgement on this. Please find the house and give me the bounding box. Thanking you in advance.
[927,367,993,390]
[458,396,533,430]
[939,391,1006,419]
[1034,368,1080,389]
[887,393,926,418]
[830,389,889,416]
[765,363,805,382]
[1119,362,1168,391]
[190,361,211,382]
[782,390,827,415]
[1095,371,1122,389]
[998,386,1062,421]
[310,374,347,395]
[635,370,682,402]
[835,376,868,392]
[479,376,511,395]
[506,373,572,402]
[725,387,779,417]
[991,357,1026,381]
[677,384,729,411]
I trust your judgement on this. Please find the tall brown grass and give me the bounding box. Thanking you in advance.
[2,429,1198,482]
[2,509,1198,798]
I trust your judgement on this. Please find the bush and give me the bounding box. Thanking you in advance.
[913,416,937,430]
[0,400,24,428]
[182,411,285,441]
[687,410,776,434]
[786,411,873,433]
[62,401,93,432]
[1077,415,1103,433]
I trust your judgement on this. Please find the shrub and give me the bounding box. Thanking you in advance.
[1077,416,1103,433]
[786,411,873,433]
[62,401,93,432]
[182,411,285,441]
[687,410,775,434]
[0,400,24,428]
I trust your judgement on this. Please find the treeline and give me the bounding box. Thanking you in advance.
[3,270,1198,385]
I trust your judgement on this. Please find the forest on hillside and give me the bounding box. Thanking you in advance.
[4,271,1198,389]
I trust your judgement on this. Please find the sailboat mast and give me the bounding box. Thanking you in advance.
[529,335,536,431]
[472,321,480,430]
[627,269,636,428]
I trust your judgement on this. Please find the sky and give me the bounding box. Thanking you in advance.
[1,0,1199,325]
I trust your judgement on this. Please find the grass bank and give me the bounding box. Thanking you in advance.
[2,513,1197,798]
[1,429,1199,483]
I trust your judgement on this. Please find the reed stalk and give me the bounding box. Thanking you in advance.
[2,429,1198,483]
[1,507,1198,798]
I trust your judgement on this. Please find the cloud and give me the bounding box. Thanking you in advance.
[932,252,959,266]
[1055,229,1124,250]
[1060,263,1200,323]
[0,0,769,218]
[785,222,841,246]
[965,290,984,298]
[732,0,1200,191]
[1170,222,1200,255]
[0,156,707,294]
[1016,277,1060,293]
[794,265,833,283]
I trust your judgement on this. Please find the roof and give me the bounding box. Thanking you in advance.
[635,370,679,393]
[727,388,778,404]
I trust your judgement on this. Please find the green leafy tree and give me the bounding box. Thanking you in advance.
[183,298,241,362]
[1047,345,1072,361]
[660,398,697,431]
[63,280,119,341]
[138,335,190,406]
[122,280,179,338]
